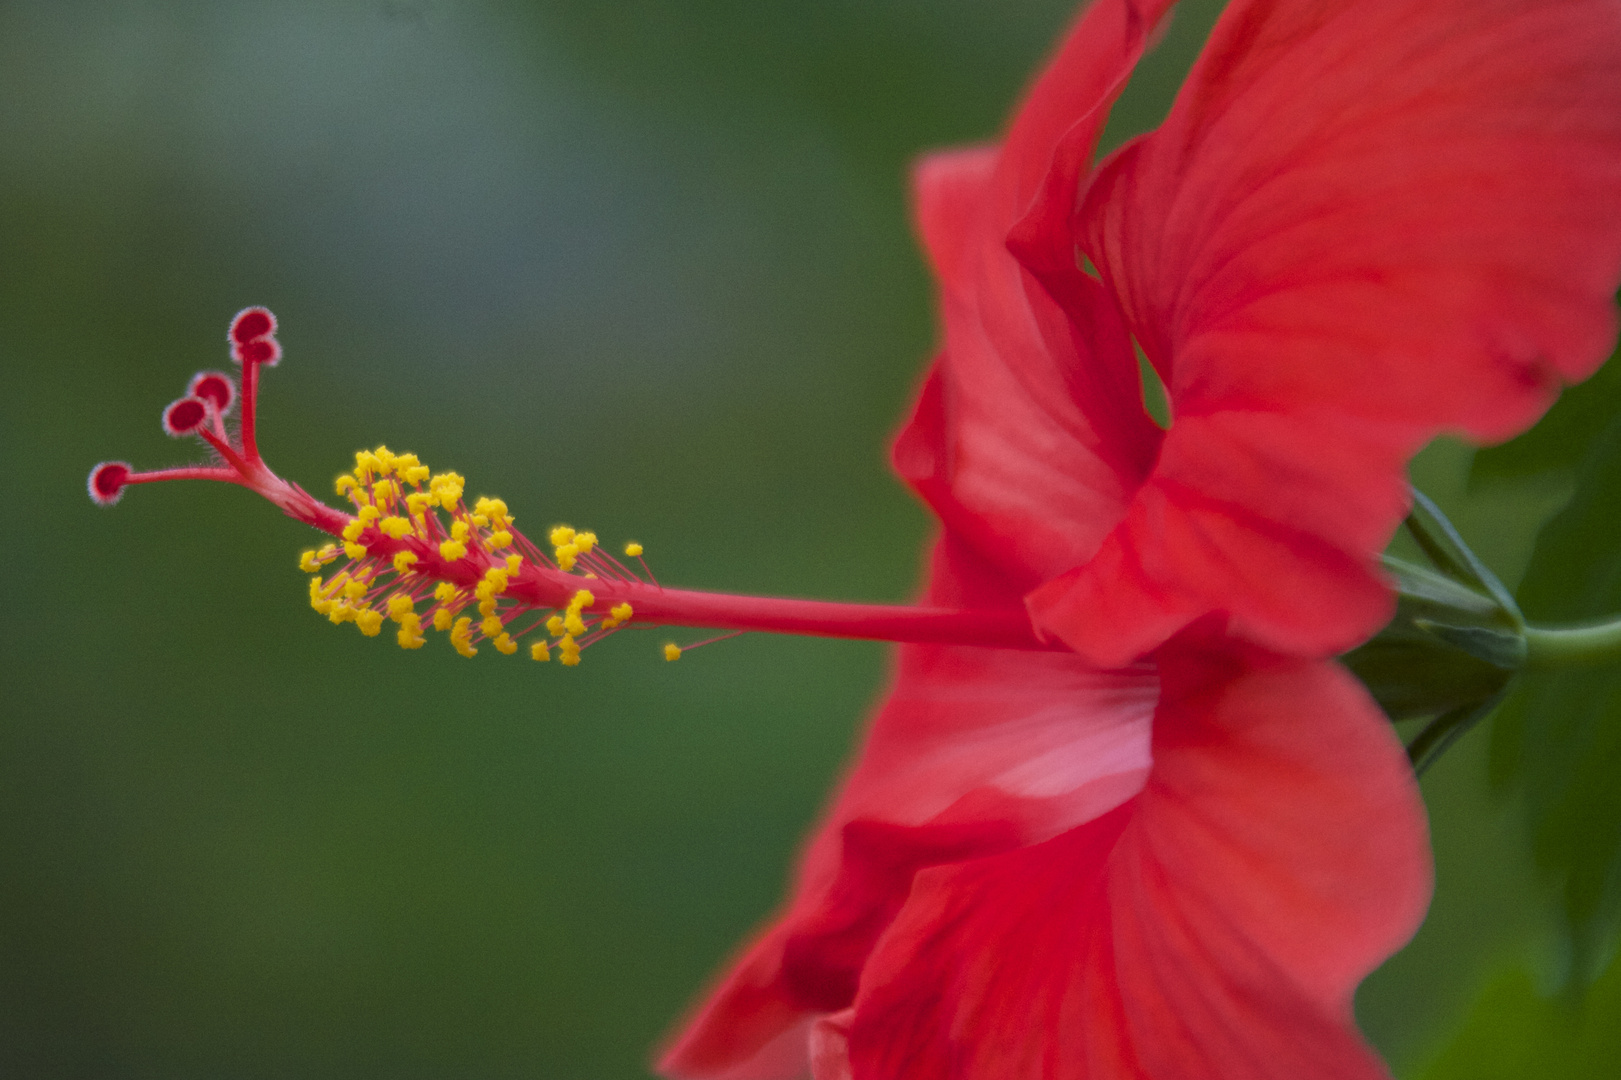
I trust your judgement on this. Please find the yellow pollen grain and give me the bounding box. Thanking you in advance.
[478,597,497,618]
[356,608,384,637]
[494,633,517,656]
[343,579,367,602]
[433,608,453,632]
[341,519,365,542]
[379,516,414,539]
[550,525,575,547]
[624,542,643,557]
[387,594,415,622]
[439,539,467,561]
[344,541,369,560]
[490,530,513,549]
[664,643,682,662]
[393,551,419,574]
[480,615,505,639]
[611,602,633,623]
[335,475,357,495]
[546,614,565,637]
[555,544,578,571]
[299,549,325,573]
[505,555,523,574]
[358,505,381,525]
[558,634,581,666]
[530,640,550,662]
[328,601,355,625]
[574,531,597,554]
[434,582,459,603]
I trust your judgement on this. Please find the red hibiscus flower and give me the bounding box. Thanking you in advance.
[660,0,1621,1076]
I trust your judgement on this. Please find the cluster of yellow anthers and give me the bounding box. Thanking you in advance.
[300,446,648,666]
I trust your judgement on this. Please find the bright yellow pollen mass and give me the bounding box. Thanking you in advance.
[439,539,467,561]
[530,641,550,661]
[480,615,504,639]
[393,551,419,574]
[356,608,384,637]
[664,643,682,662]
[550,525,575,547]
[379,516,414,539]
[387,594,415,621]
[558,635,581,666]
[624,542,643,557]
[433,608,453,632]
[494,633,518,656]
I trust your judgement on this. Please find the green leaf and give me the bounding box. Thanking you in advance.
[1471,312,1621,485]
[1419,950,1621,1080]
[1491,418,1621,981]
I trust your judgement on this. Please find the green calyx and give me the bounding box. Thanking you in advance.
[1344,491,1621,775]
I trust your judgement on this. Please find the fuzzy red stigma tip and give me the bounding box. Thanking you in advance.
[188,371,236,414]
[229,307,276,345]
[88,461,132,506]
[163,397,209,436]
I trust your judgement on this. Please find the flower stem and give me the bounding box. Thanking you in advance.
[1523,617,1621,668]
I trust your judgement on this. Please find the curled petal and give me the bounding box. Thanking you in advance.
[1028,0,1621,662]
[843,651,1431,1080]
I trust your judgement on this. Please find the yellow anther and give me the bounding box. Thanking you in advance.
[450,520,470,542]
[393,551,419,574]
[574,531,597,553]
[555,544,578,571]
[480,615,505,639]
[343,578,367,602]
[558,634,581,666]
[341,519,366,542]
[387,594,415,622]
[564,612,588,637]
[450,616,478,658]
[664,643,682,662]
[353,490,371,506]
[355,450,381,477]
[471,514,489,528]
[564,589,594,634]
[434,582,460,603]
[394,451,420,472]
[490,530,513,549]
[379,515,414,539]
[477,567,510,596]
[550,525,575,547]
[610,602,633,624]
[328,601,356,625]
[433,608,453,632]
[344,541,369,560]
[402,464,430,485]
[358,505,381,525]
[335,475,357,495]
[398,625,426,650]
[530,641,550,662]
[505,554,523,573]
[429,472,465,509]
[373,446,397,475]
[494,633,518,656]
[624,542,643,557]
[546,614,565,637]
[568,589,595,612]
[478,597,497,618]
[356,608,384,637]
[299,549,324,573]
[406,492,433,515]
[439,539,467,561]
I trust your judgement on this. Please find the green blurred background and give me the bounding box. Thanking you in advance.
[0,1,1601,1076]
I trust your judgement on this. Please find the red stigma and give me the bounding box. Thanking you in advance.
[233,337,282,367]
[188,371,236,414]
[230,307,276,345]
[163,397,208,436]
[88,461,131,506]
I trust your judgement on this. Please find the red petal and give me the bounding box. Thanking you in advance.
[843,651,1430,1080]
[660,536,1156,1079]
[894,0,1175,590]
[1033,0,1621,662]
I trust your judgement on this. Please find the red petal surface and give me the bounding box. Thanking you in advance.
[660,537,1157,1079]
[838,651,1430,1080]
[1030,0,1621,663]
[894,0,1174,591]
